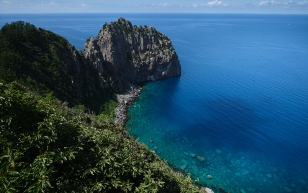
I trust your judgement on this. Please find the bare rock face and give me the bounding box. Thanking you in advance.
[84,17,181,92]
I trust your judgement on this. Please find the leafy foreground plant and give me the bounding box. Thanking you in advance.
[0,82,206,192]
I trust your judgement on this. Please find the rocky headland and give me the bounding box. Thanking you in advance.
[83,17,181,92]
[82,17,182,125]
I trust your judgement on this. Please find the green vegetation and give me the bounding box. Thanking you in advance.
[0,21,206,192]
[0,82,204,192]
[0,21,116,116]
[73,104,86,112]
[98,99,118,120]
[0,21,78,102]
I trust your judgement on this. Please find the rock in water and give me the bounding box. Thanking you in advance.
[205,187,214,193]
[84,17,181,92]
[197,155,205,162]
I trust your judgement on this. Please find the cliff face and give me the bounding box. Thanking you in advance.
[64,47,103,103]
[84,17,181,92]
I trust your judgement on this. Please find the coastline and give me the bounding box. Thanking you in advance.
[114,84,143,127]
[113,84,216,193]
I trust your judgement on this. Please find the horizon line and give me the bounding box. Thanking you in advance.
[1,12,308,15]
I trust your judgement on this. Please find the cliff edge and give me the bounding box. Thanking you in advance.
[83,17,181,92]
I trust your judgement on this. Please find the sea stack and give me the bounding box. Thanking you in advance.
[83,17,181,92]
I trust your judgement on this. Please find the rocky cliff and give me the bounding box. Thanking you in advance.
[83,17,181,92]
[0,18,181,111]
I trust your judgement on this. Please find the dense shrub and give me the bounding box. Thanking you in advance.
[0,21,117,116]
[0,82,204,192]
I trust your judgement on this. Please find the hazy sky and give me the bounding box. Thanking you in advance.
[1,0,308,14]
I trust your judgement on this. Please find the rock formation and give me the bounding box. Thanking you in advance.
[0,18,181,111]
[83,17,181,92]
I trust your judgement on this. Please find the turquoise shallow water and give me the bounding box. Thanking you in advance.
[1,13,308,193]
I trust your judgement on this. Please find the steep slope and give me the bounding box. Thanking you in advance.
[84,17,181,92]
[0,21,105,107]
[0,81,207,192]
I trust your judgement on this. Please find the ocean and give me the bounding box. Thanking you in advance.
[1,13,308,193]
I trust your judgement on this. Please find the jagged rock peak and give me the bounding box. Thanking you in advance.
[84,17,181,92]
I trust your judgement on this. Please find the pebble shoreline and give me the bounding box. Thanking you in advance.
[114,84,142,127]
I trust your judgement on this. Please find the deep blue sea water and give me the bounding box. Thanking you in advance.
[1,13,308,193]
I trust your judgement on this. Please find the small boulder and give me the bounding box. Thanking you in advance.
[197,156,205,162]
[205,187,214,193]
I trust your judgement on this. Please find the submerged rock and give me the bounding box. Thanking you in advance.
[192,165,199,174]
[180,159,188,170]
[299,179,306,184]
[240,188,246,193]
[190,153,196,158]
[242,170,250,175]
[180,164,187,170]
[197,155,205,162]
[265,173,273,178]
[283,186,293,192]
[215,149,223,154]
